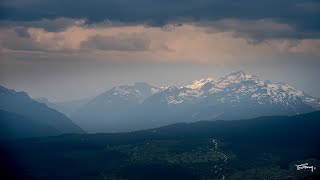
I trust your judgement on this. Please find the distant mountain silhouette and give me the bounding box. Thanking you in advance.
[71,82,163,132]
[0,86,85,139]
[35,97,92,117]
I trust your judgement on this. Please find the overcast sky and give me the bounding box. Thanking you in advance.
[0,0,320,101]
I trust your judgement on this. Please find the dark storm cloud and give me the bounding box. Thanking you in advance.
[0,18,84,32]
[1,30,44,51]
[201,19,320,43]
[1,29,76,52]
[1,0,320,39]
[81,34,150,51]
[14,27,30,38]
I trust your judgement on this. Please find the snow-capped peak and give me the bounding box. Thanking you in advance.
[109,85,144,103]
[186,77,217,90]
[101,82,161,104]
[215,71,258,89]
[222,71,257,82]
[277,82,304,97]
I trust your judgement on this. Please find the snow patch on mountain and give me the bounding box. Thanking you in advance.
[166,96,184,104]
[179,89,203,98]
[150,85,168,95]
[186,77,217,90]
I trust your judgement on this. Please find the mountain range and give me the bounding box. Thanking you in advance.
[69,71,320,133]
[1,71,319,135]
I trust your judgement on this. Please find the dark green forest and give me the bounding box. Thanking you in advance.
[1,111,320,179]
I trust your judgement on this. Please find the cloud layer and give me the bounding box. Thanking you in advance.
[1,0,320,100]
[1,0,320,40]
[1,22,320,62]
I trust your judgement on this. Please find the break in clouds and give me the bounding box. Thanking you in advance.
[1,0,320,60]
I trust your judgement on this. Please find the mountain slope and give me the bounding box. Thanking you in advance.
[0,110,60,139]
[0,86,85,137]
[71,82,162,132]
[35,97,92,117]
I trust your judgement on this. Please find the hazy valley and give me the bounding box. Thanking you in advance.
[1,71,320,179]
